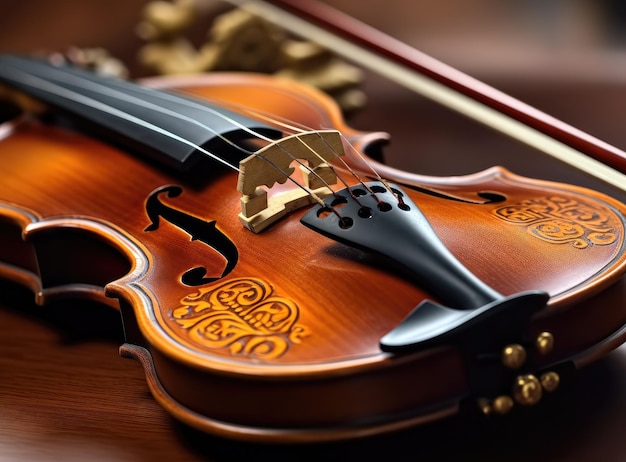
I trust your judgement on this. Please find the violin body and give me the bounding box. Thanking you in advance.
[1,69,626,443]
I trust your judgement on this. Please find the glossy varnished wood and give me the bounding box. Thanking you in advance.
[1,71,626,441]
[0,67,625,454]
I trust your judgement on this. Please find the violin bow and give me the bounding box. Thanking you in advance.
[230,0,626,192]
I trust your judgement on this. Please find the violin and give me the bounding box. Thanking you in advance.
[1,2,626,445]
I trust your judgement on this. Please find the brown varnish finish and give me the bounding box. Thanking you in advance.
[1,73,626,442]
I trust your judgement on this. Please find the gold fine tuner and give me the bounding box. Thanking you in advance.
[501,331,554,369]
[512,374,543,405]
[539,371,560,392]
[482,332,558,415]
[478,395,514,416]
[536,331,555,355]
[502,344,526,369]
[479,370,561,415]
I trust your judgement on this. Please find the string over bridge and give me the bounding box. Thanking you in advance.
[238,129,344,232]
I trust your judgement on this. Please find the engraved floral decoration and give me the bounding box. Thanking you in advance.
[171,278,308,360]
[493,196,618,249]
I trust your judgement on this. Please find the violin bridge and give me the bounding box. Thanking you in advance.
[237,129,344,233]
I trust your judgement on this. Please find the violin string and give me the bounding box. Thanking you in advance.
[222,102,348,183]
[105,78,334,206]
[214,102,364,187]
[9,60,337,210]
[42,62,340,206]
[213,101,346,193]
[185,91,402,210]
[106,81,341,201]
[244,108,399,205]
[3,65,244,172]
[50,57,383,203]
[12,59,395,216]
[7,63,302,187]
[341,140,401,205]
[182,95,374,211]
[219,101,391,206]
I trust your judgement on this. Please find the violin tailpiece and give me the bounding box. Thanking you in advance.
[301,181,505,309]
[301,181,562,412]
[301,181,551,348]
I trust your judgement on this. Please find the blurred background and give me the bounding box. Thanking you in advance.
[330,0,626,82]
[1,0,626,79]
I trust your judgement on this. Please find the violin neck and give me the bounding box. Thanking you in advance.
[0,55,280,171]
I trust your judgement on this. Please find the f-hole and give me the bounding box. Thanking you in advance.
[144,185,239,286]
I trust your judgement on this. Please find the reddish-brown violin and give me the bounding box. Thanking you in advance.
[1,2,626,444]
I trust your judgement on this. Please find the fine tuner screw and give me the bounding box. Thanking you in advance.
[501,344,526,369]
[512,374,543,406]
[481,332,558,415]
[479,370,560,415]
[536,332,555,355]
[540,371,560,392]
[501,331,555,369]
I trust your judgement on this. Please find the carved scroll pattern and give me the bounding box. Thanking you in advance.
[493,196,619,249]
[172,278,307,360]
